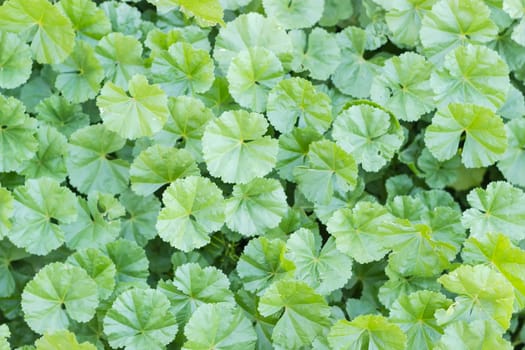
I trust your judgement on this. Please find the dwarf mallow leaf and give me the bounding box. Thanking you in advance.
[497,118,525,187]
[0,31,32,89]
[34,330,96,350]
[434,320,512,350]
[119,190,161,247]
[262,0,324,29]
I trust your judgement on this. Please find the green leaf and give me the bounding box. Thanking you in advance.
[498,118,525,187]
[95,33,145,89]
[389,291,451,349]
[294,139,358,205]
[436,264,515,331]
[319,0,354,26]
[333,102,404,172]
[18,125,68,182]
[57,0,111,41]
[416,148,461,189]
[461,181,525,241]
[434,320,512,350]
[97,74,169,140]
[202,110,278,183]
[34,94,90,137]
[183,303,257,350]
[0,239,30,297]
[327,315,407,350]
[196,76,237,116]
[424,103,507,168]
[35,330,96,350]
[0,187,13,239]
[237,237,295,295]
[0,95,38,172]
[158,263,234,324]
[332,26,378,98]
[227,47,283,112]
[327,202,394,264]
[172,0,224,26]
[21,262,99,334]
[53,40,105,104]
[119,190,161,247]
[105,239,149,289]
[303,27,341,80]
[0,0,75,64]
[66,124,130,195]
[266,77,332,134]
[370,52,435,121]
[286,228,353,295]
[151,42,215,96]
[130,145,199,196]
[214,13,293,73]
[156,176,225,252]
[103,288,178,350]
[66,248,117,301]
[420,0,498,62]
[225,178,288,237]
[258,279,331,349]
[430,45,510,111]
[0,30,32,89]
[262,0,324,29]
[10,178,77,255]
[383,0,437,47]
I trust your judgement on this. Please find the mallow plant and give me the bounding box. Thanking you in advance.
[1,0,525,349]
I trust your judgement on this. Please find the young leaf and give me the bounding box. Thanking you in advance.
[0,0,75,64]
[424,103,507,168]
[434,320,512,350]
[35,330,96,350]
[183,303,257,350]
[0,31,32,89]
[225,178,288,236]
[103,288,178,350]
[21,262,99,334]
[202,110,278,183]
[172,0,224,26]
[327,315,407,350]
[156,176,225,252]
[10,178,77,255]
[262,0,324,29]
[258,279,331,349]
[97,74,169,139]
[57,0,111,41]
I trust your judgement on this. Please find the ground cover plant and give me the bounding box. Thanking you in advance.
[1,0,525,348]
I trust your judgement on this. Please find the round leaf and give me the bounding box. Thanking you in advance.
[262,0,324,29]
[0,30,32,89]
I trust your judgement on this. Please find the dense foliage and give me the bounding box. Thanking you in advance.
[1,0,525,349]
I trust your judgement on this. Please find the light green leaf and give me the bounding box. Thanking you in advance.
[420,0,498,62]
[66,124,130,195]
[202,110,278,183]
[332,26,378,98]
[19,125,68,182]
[35,330,96,350]
[95,33,145,89]
[151,42,214,96]
[10,178,77,255]
[436,264,514,330]
[57,0,111,41]
[258,279,331,349]
[21,262,99,334]
[503,0,525,18]
[293,139,358,205]
[461,181,525,241]
[303,27,341,80]
[333,102,404,172]
[172,0,224,26]
[158,263,234,324]
[156,176,225,252]
[498,118,525,187]
[328,315,407,350]
[262,0,324,29]
[100,1,143,39]
[0,30,32,89]
[319,0,353,26]
[196,76,237,116]
[276,127,323,181]
[130,145,199,196]
[266,77,332,134]
[34,94,90,137]
[53,40,105,104]
[225,178,288,237]
[434,320,512,350]
[0,95,38,172]
[97,74,169,140]
[0,0,75,64]
[183,303,257,350]
[105,239,149,289]
[327,202,394,264]
[383,0,437,47]
[104,288,178,350]
[237,237,295,295]
[0,187,13,239]
[417,148,461,189]
[66,248,116,301]
[286,228,352,295]
[370,52,434,121]
[430,45,510,111]
[119,190,161,247]
[389,291,451,350]
[227,47,283,113]
[214,13,293,73]
[424,103,507,168]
